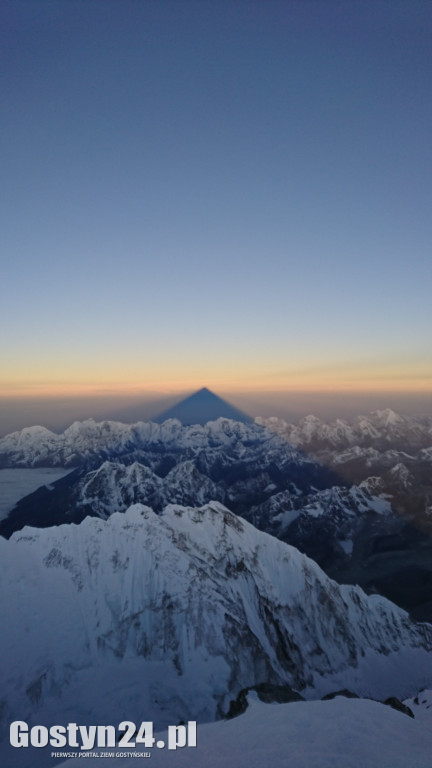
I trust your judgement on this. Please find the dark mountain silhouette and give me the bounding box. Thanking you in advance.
[153,387,253,426]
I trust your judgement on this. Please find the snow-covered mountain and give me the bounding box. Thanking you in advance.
[3,456,408,613]
[2,410,430,487]
[2,411,430,488]
[258,409,432,453]
[0,418,339,538]
[244,482,392,562]
[1,501,432,751]
[1,410,432,618]
[257,410,432,496]
[0,417,308,469]
[2,408,432,768]
[75,459,223,518]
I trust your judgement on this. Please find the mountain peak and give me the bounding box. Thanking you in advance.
[153,387,253,426]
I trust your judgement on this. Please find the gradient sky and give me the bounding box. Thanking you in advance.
[1,0,431,429]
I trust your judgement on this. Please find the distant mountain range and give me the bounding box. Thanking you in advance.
[1,402,432,620]
[1,395,432,766]
[0,417,336,534]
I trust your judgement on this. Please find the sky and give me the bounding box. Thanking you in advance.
[1,0,431,432]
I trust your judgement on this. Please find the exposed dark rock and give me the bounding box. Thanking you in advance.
[384,696,415,719]
[322,690,415,719]
[227,683,305,718]
[322,689,360,701]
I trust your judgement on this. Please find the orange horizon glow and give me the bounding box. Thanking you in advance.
[1,377,431,400]
[3,339,431,401]
[2,352,431,399]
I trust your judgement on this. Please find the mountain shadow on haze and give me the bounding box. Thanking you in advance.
[152,387,253,426]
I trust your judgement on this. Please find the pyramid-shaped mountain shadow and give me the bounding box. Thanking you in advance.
[153,387,253,426]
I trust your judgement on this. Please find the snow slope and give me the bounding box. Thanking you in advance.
[1,502,432,754]
[52,694,432,768]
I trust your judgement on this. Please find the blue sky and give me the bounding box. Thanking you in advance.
[1,0,431,428]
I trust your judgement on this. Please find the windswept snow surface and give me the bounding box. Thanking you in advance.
[53,695,432,768]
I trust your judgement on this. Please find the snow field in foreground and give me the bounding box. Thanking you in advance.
[55,695,432,768]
